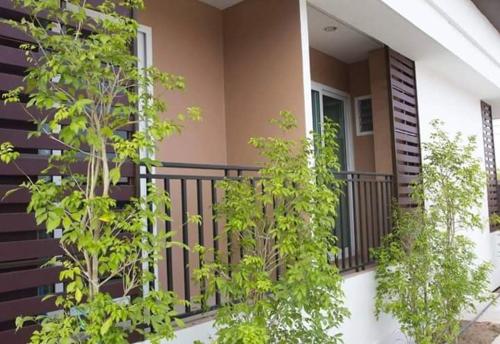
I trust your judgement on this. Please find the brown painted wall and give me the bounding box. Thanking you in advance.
[349,60,375,172]
[224,0,306,165]
[309,48,349,93]
[369,48,393,174]
[309,48,376,172]
[139,0,228,165]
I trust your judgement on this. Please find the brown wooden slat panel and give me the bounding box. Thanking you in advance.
[392,88,417,106]
[0,45,34,71]
[391,79,416,96]
[0,184,135,204]
[394,120,418,133]
[389,58,414,78]
[388,48,421,208]
[395,131,419,144]
[0,102,44,121]
[0,156,136,177]
[0,21,32,43]
[0,128,66,150]
[0,280,127,323]
[0,0,31,15]
[0,295,57,322]
[396,153,420,164]
[0,2,137,333]
[481,101,499,232]
[85,0,131,17]
[393,109,418,124]
[393,102,417,115]
[0,213,41,233]
[397,164,420,174]
[390,69,415,86]
[0,71,24,91]
[0,266,61,293]
[0,324,39,344]
[0,239,61,262]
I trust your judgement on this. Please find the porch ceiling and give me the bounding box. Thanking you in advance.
[198,0,243,10]
[307,5,383,63]
[308,0,500,110]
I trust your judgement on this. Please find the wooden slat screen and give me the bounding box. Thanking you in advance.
[387,48,422,208]
[0,2,135,342]
[481,101,499,232]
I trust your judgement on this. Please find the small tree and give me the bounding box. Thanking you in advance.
[374,120,492,344]
[195,112,349,344]
[0,1,200,342]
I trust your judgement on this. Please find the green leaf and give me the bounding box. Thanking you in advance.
[100,317,113,336]
[74,289,82,303]
[110,167,121,185]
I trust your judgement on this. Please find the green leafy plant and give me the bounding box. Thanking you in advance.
[195,112,349,344]
[374,120,492,344]
[0,1,200,342]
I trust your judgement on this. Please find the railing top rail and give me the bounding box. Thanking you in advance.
[157,161,260,172]
[149,162,392,178]
[333,171,393,178]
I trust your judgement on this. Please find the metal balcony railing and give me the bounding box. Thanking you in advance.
[140,162,393,318]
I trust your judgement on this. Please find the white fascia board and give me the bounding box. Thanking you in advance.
[379,0,500,92]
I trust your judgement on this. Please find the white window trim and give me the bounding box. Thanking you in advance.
[354,95,374,136]
[310,81,356,172]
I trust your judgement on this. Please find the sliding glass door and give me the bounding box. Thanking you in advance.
[311,85,353,251]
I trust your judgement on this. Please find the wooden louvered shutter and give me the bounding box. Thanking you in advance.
[387,48,422,208]
[481,101,499,232]
[0,2,136,342]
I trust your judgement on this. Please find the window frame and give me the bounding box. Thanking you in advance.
[354,95,374,136]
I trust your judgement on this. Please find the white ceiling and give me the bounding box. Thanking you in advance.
[308,6,383,64]
[198,0,243,10]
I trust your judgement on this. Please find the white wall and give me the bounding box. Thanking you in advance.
[332,270,402,344]
[416,61,500,289]
[154,270,402,344]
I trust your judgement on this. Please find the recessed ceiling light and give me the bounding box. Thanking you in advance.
[324,26,337,32]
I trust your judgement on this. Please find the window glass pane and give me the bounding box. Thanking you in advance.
[358,98,373,133]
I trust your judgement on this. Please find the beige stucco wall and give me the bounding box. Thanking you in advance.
[309,48,349,93]
[140,0,305,167]
[349,60,376,172]
[309,48,377,172]
[369,48,393,174]
[139,0,228,165]
[223,0,306,165]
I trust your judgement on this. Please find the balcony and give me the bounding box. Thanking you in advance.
[141,162,393,318]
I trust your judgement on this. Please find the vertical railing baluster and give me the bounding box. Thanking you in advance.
[347,174,354,270]
[164,179,173,293]
[211,179,221,306]
[363,177,369,269]
[196,179,205,308]
[388,176,393,233]
[237,169,244,260]
[380,178,386,237]
[375,179,381,249]
[146,176,155,292]
[181,178,190,313]
[351,173,360,271]
[224,169,232,274]
[339,179,346,271]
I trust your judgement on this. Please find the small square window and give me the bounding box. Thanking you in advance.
[355,96,373,135]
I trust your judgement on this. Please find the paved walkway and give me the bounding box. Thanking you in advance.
[462,294,500,343]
